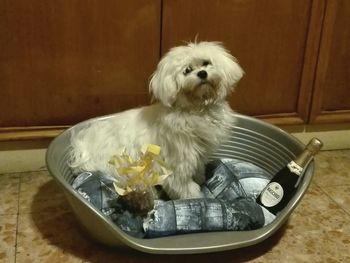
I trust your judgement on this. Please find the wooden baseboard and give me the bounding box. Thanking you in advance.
[312,110,350,124]
[255,113,305,126]
[0,126,68,141]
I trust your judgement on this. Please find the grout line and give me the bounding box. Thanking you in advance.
[316,183,350,217]
[0,168,48,176]
[316,184,350,187]
[14,174,22,263]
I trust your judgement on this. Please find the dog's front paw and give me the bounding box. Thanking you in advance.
[181,181,203,199]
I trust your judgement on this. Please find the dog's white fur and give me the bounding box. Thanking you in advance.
[69,41,244,199]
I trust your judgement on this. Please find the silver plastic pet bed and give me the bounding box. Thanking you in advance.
[46,113,314,254]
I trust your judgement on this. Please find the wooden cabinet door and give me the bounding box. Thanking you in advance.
[162,0,324,125]
[310,0,350,123]
[0,0,160,127]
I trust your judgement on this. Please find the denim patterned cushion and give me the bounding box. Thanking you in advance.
[72,158,276,238]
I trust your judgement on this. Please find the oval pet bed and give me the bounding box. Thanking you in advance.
[46,113,314,254]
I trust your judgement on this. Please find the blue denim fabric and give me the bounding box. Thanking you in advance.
[72,159,276,239]
[72,171,144,238]
[143,198,264,238]
[203,159,272,200]
[72,171,120,212]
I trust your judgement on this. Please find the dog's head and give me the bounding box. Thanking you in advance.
[150,41,244,108]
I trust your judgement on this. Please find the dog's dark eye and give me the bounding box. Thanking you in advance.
[183,66,193,75]
[202,60,211,67]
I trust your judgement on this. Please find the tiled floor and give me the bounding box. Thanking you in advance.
[1,150,350,263]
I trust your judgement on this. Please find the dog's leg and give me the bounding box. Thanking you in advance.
[184,179,203,199]
[163,174,203,200]
[193,164,206,185]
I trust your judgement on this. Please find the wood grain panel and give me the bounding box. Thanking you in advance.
[162,0,317,123]
[0,0,160,127]
[0,126,67,141]
[310,0,350,123]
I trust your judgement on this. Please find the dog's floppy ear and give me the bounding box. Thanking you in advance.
[211,42,244,91]
[149,58,178,107]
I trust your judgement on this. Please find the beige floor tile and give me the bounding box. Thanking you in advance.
[11,204,350,263]
[0,173,20,215]
[0,215,17,263]
[16,209,174,263]
[0,148,47,174]
[255,184,350,263]
[313,150,350,187]
[18,171,70,214]
[2,149,348,262]
[321,185,350,215]
[16,211,83,263]
[182,184,350,263]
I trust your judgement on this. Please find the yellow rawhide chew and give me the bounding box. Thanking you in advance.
[108,144,172,196]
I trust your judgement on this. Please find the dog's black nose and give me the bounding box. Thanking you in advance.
[197,70,208,80]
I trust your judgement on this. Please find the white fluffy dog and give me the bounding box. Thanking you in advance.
[69,41,244,199]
